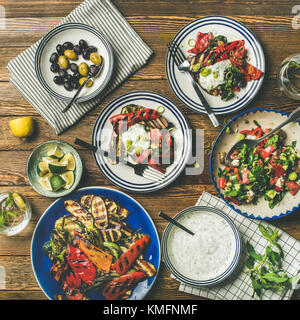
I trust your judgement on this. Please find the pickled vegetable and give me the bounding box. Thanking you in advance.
[64,50,78,61]
[78,62,89,76]
[90,52,102,66]
[79,77,93,88]
[58,56,69,69]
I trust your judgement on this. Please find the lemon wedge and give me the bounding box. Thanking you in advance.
[60,153,76,171]
[39,173,53,191]
[50,175,65,192]
[37,161,49,177]
[60,171,75,189]
[47,146,64,159]
[12,193,26,211]
[48,162,67,174]
[9,116,34,141]
[42,157,59,164]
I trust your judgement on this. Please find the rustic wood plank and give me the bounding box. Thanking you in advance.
[0,15,297,48]
[0,78,298,120]
[0,0,296,18]
[0,0,300,301]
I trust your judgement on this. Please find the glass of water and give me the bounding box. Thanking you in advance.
[277,54,300,100]
[0,192,31,236]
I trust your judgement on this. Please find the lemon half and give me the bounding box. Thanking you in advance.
[9,116,34,141]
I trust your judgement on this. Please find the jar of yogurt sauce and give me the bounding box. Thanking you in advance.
[165,206,241,284]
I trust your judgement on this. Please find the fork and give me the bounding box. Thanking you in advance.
[224,107,300,165]
[74,138,165,182]
[167,41,220,127]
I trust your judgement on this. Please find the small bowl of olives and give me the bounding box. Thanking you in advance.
[35,23,114,103]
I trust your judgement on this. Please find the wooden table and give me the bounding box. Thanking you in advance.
[0,0,300,300]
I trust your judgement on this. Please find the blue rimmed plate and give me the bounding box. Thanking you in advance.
[161,206,241,287]
[210,108,300,220]
[35,22,114,103]
[166,16,265,115]
[92,91,192,193]
[31,186,160,300]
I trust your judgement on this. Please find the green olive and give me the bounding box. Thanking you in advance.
[90,52,102,66]
[79,77,93,88]
[58,55,69,69]
[78,62,89,76]
[64,49,78,61]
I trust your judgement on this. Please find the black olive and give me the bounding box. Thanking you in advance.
[82,49,90,60]
[64,81,73,91]
[62,41,74,51]
[49,52,58,64]
[73,81,80,89]
[66,74,75,83]
[73,45,82,55]
[58,69,67,78]
[53,76,64,85]
[89,64,100,76]
[69,63,78,73]
[73,71,81,80]
[50,63,60,73]
[56,44,64,56]
[88,46,97,53]
[79,39,88,49]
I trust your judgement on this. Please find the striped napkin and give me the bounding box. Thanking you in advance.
[172,192,300,300]
[7,0,153,135]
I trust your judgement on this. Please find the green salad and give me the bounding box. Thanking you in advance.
[217,123,300,209]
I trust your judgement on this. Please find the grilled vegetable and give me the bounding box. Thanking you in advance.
[119,207,130,220]
[50,262,68,283]
[50,230,66,261]
[112,234,150,275]
[91,196,108,229]
[134,259,157,278]
[102,272,146,300]
[108,214,133,237]
[64,200,93,228]
[104,198,120,216]
[101,228,122,242]
[80,195,94,210]
[109,108,161,134]
[66,244,96,286]
[78,238,113,274]
[103,242,122,260]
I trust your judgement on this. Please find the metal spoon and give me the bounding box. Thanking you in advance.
[225,107,300,165]
[62,63,104,113]
[158,211,194,236]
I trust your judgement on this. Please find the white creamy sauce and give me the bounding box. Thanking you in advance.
[121,123,150,156]
[167,210,236,281]
[199,59,232,92]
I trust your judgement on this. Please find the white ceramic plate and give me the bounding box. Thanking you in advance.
[166,16,265,115]
[92,91,192,193]
[210,108,300,220]
[35,22,114,103]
